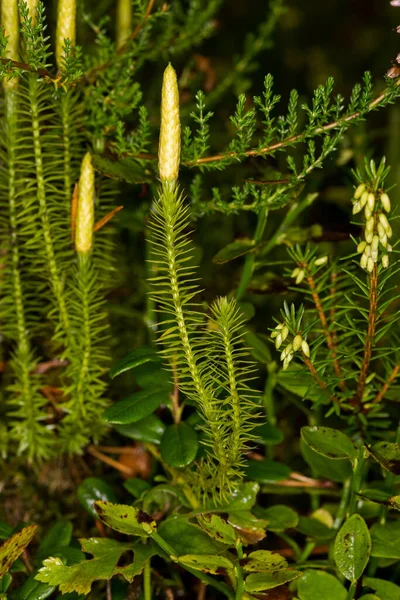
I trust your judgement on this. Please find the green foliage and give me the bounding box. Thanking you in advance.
[4,0,400,599]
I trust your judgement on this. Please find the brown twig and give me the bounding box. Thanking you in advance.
[87,445,134,476]
[0,56,54,81]
[187,82,400,166]
[372,362,400,405]
[303,356,340,405]
[106,580,112,600]
[306,271,346,391]
[354,263,378,406]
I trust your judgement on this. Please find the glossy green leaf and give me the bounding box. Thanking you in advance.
[363,577,400,600]
[94,502,156,536]
[371,442,400,475]
[103,387,169,424]
[298,570,347,600]
[258,505,299,531]
[123,478,151,499]
[245,459,290,483]
[358,596,381,600]
[158,517,223,555]
[160,422,198,467]
[77,478,118,519]
[244,569,301,592]
[255,423,284,446]
[0,522,12,541]
[178,553,234,574]
[109,347,159,379]
[134,362,172,390]
[142,484,191,514]
[241,550,287,572]
[0,525,37,577]
[301,426,358,460]
[370,521,400,559]
[196,514,236,545]
[301,439,352,482]
[37,522,73,560]
[115,414,165,444]
[212,238,258,264]
[36,538,153,595]
[17,576,56,600]
[93,155,153,184]
[219,482,260,512]
[334,514,371,581]
[297,517,334,540]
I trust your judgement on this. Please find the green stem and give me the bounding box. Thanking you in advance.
[349,448,365,515]
[4,88,48,460]
[333,478,352,530]
[236,207,268,300]
[60,91,72,208]
[263,362,277,459]
[277,533,302,561]
[160,181,228,482]
[143,558,152,600]
[29,76,72,347]
[235,541,244,600]
[346,580,357,600]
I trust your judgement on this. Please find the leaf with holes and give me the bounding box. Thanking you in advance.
[178,554,234,574]
[244,570,301,592]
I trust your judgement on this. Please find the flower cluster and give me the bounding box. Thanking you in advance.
[291,256,328,285]
[353,184,392,272]
[271,323,310,370]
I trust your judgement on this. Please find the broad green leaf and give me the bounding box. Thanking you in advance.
[277,364,324,401]
[0,525,37,577]
[178,554,234,574]
[134,362,172,390]
[244,570,301,592]
[298,570,347,600]
[115,414,165,444]
[389,495,400,511]
[301,439,352,482]
[296,517,334,541]
[0,573,11,594]
[244,331,271,364]
[245,459,290,483]
[212,239,259,264]
[257,505,299,531]
[160,423,198,468]
[94,502,156,536]
[255,423,284,446]
[142,484,191,514]
[0,522,12,541]
[358,596,381,600]
[241,550,287,572]
[36,538,152,595]
[371,442,400,475]
[370,521,400,559]
[301,426,358,460]
[109,347,160,379]
[115,542,156,582]
[77,478,118,519]
[92,155,153,184]
[37,522,73,560]
[219,482,260,512]
[158,517,223,555]
[103,387,169,424]
[334,514,371,581]
[123,478,151,499]
[16,576,56,600]
[363,577,400,600]
[197,514,236,545]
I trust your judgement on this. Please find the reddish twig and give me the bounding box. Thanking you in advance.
[306,271,346,391]
[87,445,134,476]
[94,205,124,232]
[354,263,378,406]
[372,362,400,405]
[303,356,340,405]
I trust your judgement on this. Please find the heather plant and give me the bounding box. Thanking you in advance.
[2,1,400,599]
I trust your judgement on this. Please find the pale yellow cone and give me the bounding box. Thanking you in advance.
[2,0,19,89]
[56,0,76,70]
[76,153,95,254]
[159,64,181,183]
[116,0,132,49]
